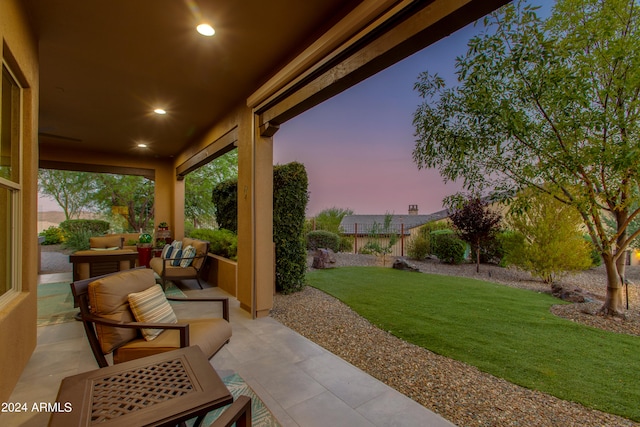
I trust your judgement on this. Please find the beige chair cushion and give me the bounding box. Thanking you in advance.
[88,268,156,353]
[90,235,123,249]
[128,284,178,340]
[182,237,207,269]
[113,318,232,364]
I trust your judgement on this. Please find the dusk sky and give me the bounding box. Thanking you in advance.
[275,0,553,217]
[273,20,478,217]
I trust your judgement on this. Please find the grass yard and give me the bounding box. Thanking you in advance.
[306,267,640,422]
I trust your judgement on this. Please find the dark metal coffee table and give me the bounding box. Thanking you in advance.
[49,346,233,427]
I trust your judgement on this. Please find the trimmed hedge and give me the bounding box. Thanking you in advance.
[306,230,340,252]
[210,162,309,294]
[273,162,309,294]
[59,219,111,251]
[59,219,110,236]
[212,179,238,233]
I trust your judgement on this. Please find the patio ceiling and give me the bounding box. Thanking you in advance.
[23,0,362,161]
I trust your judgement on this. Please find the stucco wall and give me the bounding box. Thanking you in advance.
[0,0,40,401]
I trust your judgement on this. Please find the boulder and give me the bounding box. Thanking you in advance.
[312,248,336,269]
[392,257,419,272]
[551,283,598,303]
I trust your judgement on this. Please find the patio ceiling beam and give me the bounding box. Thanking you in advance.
[252,0,509,134]
[176,127,238,180]
[39,159,155,180]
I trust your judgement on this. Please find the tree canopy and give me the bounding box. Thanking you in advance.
[38,169,98,220]
[412,0,640,314]
[185,150,237,228]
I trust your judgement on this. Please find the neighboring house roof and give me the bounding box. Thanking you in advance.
[340,210,449,235]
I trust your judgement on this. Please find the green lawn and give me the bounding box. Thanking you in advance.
[306,267,640,422]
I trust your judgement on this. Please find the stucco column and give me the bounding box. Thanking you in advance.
[153,159,178,237]
[236,107,274,318]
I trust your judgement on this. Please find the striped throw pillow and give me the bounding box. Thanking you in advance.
[179,245,197,268]
[170,249,183,266]
[161,244,173,259]
[128,285,178,341]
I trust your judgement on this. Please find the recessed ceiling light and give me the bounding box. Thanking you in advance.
[197,23,215,36]
[137,143,148,148]
[154,108,167,115]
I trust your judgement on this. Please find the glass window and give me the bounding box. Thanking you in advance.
[1,65,20,182]
[0,63,22,299]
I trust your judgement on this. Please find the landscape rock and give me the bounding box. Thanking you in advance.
[312,248,336,269]
[392,257,419,272]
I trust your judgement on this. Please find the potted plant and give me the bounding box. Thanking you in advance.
[153,239,166,258]
[157,222,169,231]
[137,233,153,267]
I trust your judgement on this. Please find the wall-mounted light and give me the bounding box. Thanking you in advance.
[137,143,148,148]
[197,23,215,36]
[153,108,167,115]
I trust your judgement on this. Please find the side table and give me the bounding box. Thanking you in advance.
[49,346,233,427]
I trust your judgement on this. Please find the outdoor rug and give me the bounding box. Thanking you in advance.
[187,373,281,427]
[37,281,186,327]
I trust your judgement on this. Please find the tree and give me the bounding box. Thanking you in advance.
[38,169,98,219]
[93,174,155,232]
[313,207,353,234]
[504,189,593,284]
[363,212,398,266]
[185,150,238,228]
[412,0,640,316]
[449,196,501,272]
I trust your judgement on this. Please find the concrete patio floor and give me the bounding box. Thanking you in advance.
[2,271,455,426]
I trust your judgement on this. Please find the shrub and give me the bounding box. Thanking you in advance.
[273,162,309,294]
[339,236,353,253]
[480,230,509,265]
[306,230,340,252]
[62,229,95,251]
[407,235,430,260]
[505,191,594,284]
[211,179,238,233]
[189,228,238,261]
[210,162,309,294]
[39,226,64,245]
[432,233,466,264]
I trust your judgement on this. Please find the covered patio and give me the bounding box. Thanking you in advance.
[1,0,510,419]
[3,271,453,426]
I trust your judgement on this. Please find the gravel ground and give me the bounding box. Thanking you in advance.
[271,253,640,427]
[39,244,73,273]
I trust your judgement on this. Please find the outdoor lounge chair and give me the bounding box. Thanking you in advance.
[149,237,209,290]
[71,267,231,368]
